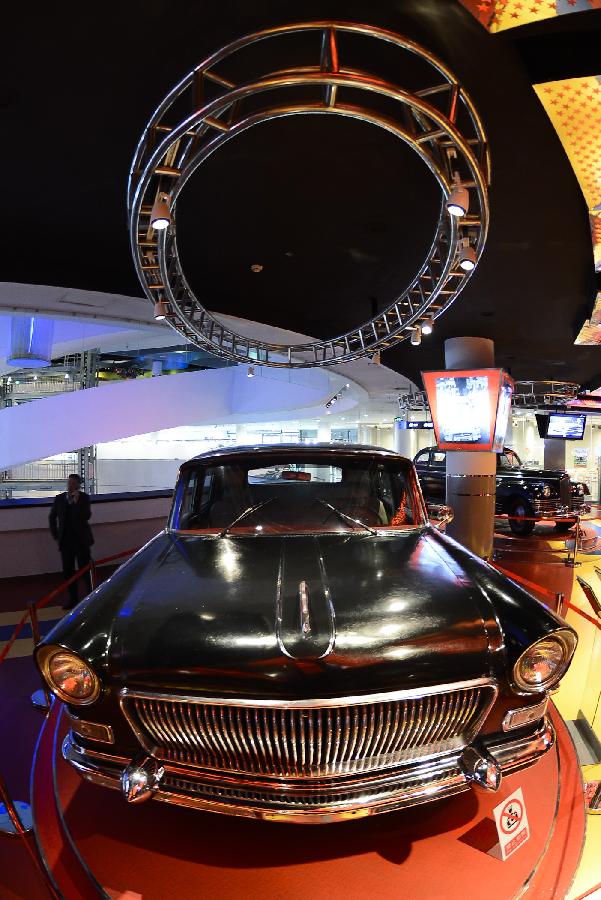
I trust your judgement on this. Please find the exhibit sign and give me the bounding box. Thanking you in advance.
[396,421,435,430]
[492,788,530,861]
[421,369,514,452]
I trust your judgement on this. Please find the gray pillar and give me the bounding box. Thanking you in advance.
[444,338,496,559]
[394,420,415,459]
[543,439,566,472]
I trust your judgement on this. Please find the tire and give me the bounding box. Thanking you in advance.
[554,521,575,533]
[508,498,536,537]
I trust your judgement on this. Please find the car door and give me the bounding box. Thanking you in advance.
[428,450,447,501]
[414,449,445,501]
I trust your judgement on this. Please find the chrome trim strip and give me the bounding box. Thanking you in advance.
[299,580,311,635]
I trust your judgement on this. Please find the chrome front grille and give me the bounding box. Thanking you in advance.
[121,683,496,779]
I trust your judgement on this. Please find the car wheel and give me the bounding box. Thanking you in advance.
[554,521,575,533]
[508,499,535,537]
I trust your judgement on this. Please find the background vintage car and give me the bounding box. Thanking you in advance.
[414,446,590,536]
[36,445,577,823]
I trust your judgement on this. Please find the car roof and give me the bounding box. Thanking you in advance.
[180,443,405,469]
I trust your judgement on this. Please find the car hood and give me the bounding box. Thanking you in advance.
[67,531,499,698]
[500,467,565,480]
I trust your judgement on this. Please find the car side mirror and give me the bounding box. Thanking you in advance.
[427,503,454,531]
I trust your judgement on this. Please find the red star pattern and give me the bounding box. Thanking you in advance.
[458,0,601,30]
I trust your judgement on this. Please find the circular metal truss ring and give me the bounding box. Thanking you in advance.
[398,381,581,415]
[129,21,491,367]
[512,381,580,409]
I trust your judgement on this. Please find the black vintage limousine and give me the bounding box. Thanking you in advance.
[36,445,576,823]
[414,446,590,536]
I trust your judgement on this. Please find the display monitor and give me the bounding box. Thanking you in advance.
[421,368,514,452]
[546,413,586,440]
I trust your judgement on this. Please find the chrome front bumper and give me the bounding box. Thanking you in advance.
[532,501,591,520]
[63,717,555,824]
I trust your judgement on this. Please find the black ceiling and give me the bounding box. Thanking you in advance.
[3,1,601,387]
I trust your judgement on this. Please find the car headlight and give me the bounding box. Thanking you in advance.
[541,484,551,498]
[512,629,577,693]
[37,646,100,705]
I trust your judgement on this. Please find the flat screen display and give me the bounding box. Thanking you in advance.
[546,413,586,440]
[421,368,514,453]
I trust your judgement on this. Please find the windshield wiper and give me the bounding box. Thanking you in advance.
[219,498,277,537]
[316,499,377,536]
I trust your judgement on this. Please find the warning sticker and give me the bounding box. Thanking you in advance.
[492,788,530,861]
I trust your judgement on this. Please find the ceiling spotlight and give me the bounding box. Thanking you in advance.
[250,263,263,273]
[247,365,255,378]
[447,176,469,218]
[33,375,38,381]
[64,373,70,380]
[154,298,169,321]
[458,240,477,272]
[150,192,171,230]
[410,325,422,347]
[422,317,433,335]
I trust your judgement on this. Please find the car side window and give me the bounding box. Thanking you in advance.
[415,450,430,467]
[431,451,446,469]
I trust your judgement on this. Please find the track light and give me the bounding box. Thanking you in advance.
[458,240,476,272]
[247,365,255,378]
[150,192,171,230]
[154,298,169,320]
[422,318,433,335]
[410,325,422,347]
[447,176,469,218]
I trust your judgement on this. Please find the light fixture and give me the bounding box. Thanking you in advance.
[410,325,422,346]
[150,192,171,230]
[458,239,477,272]
[154,298,169,321]
[64,373,70,380]
[33,375,38,381]
[447,175,469,217]
[422,317,433,335]
[247,365,255,377]
[250,263,263,273]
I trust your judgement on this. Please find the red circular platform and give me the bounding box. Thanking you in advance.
[31,703,585,899]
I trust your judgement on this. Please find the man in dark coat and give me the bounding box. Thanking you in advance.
[49,474,94,610]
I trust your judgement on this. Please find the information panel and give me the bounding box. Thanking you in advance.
[421,369,514,453]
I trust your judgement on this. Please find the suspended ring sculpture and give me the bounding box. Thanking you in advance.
[129,22,490,367]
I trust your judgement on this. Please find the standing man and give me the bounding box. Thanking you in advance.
[49,474,94,610]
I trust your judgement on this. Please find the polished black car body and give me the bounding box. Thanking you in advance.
[37,445,576,823]
[414,446,590,536]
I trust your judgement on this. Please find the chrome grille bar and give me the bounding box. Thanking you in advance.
[121,681,496,779]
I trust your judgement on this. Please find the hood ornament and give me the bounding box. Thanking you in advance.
[299,581,311,636]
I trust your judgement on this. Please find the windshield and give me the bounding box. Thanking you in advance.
[170,455,426,535]
[498,450,521,470]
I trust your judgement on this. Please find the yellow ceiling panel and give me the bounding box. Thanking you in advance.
[459,0,601,33]
[534,77,601,274]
